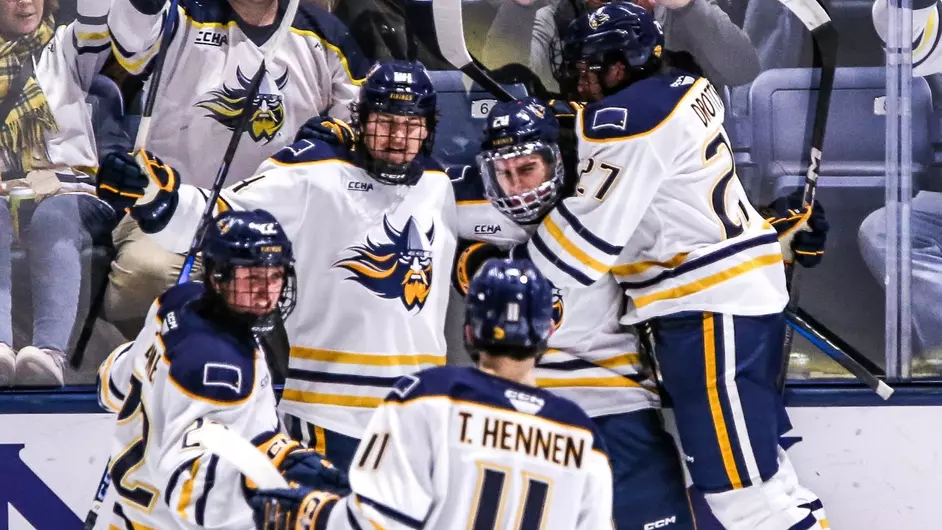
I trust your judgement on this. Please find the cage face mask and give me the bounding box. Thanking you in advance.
[477,141,565,224]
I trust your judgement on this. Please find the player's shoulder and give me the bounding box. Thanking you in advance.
[158,294,258,405]
[180,0,231,24]
[447,164,486,204]
[387,367,598,434]
[269,139,353,168]
[581,69,706,141]
[291,3,370,78]
[419,154,447,178]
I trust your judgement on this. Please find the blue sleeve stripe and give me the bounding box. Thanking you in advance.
[346,504,365,530]
[355,494,425,529]
[556,202,623,256]
[288,369,404,388]
[530,233,595,286]
[618,233,778,289]
[77,14,109,25]
[195,454,218,526]
[108,377,126,402]
[164,456,199,506]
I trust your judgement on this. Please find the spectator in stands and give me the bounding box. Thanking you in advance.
[519,0,760,94]
[0,1,119,387]
[102,0,369,338]
[859,0,942,365]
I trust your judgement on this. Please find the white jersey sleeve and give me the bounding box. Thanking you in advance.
[577,450,615,530]
[873,0,942,77]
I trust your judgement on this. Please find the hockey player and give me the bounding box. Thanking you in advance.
[504,4,828,529]
[247,258,614,530]
[95,60,457,473]
[453,97,694,530]
[96,209,348,529]
[104,0,370,333]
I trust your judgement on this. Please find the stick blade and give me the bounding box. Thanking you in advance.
[190,422,288,489]
[432,0,473,69]
[876,381,895,401]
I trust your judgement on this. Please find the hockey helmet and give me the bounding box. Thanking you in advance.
[464,258,554,362]
[558,2,665,98]
[355,60,438,186]
[201,209,297,333]
[476,98,565,224]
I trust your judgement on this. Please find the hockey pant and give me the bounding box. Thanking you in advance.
[652,311,829,530]
[281,413,361,474]
[595,408,696,530]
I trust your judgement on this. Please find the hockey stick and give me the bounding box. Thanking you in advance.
[70,0,181,372]
[432,0,515,102]
[189,422,290,489]
[776,0,839,389]
[178,0,300,283]
[786,309,895,399]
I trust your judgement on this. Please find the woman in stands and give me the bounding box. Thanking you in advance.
[0,0,125,387]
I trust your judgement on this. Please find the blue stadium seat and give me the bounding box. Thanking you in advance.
[427,70,530,167]
[727,67,933,362]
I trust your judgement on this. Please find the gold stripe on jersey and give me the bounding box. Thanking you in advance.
[290,347,444,368]
[542,216,609,274]
[536,376,643,389]
[281,389,385,409]
[77,30,110,41]
[633,253,783,309]
[456,199,490,206]
[177,458,202,520]
[611,252,689,277]
[703,314,743,490]
[111,40,160,74]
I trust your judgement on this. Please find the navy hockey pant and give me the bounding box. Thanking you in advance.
[652,311,788,493]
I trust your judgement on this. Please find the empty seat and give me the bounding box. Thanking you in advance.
[727,67,933,363]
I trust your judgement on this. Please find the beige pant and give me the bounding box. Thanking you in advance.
[103,216,202,335]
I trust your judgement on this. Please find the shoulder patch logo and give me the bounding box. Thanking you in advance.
[390,374,421,399]
[671,75,696,88]
[591,107,628,131]
[551,288,564,331]
[196,66,289,144]
[334,216,436,313]
[203,363,243,394]
[505,389,545,415]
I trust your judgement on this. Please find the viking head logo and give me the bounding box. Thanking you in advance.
[196,67,289,143]
[551,288,564,332]
[334,216,435,312]
[588,11,610,30]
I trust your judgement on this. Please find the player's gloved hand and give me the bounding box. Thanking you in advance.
[96,151,150,215]
[255,433,351,494]
[453,241,509,295]
[129,149,182,234]
[761,191,829,268]
[294,115,356,148]
[248,486,340,530]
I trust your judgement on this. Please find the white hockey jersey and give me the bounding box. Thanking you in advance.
[516,73,787,323]
[873,0,942,77]
[295,366,613,530]
[142,140,458,438]
[452,167,659,418]
[107,0,368,187]
[3,4,112,182]
[97,282,281,529]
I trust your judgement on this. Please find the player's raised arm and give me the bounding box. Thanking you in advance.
[107,0,179,75]
[95,147,315,255]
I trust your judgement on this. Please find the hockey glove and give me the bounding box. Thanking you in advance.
[254,433,350,494]
[294,115,356,149]
[249,486,340,530]
[96,151,150,215]
[761,191,829,268]
[452,240,509,295]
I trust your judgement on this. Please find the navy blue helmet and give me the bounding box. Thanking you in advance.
[464,258,554,361]
[559,2,665,98]
[476,98,565,224]
[355,60,438,186]
[201,209,297,333]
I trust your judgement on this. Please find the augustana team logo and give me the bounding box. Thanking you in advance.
[334,216,436,312]
[196,67,289,144]
[552,288,564,331]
